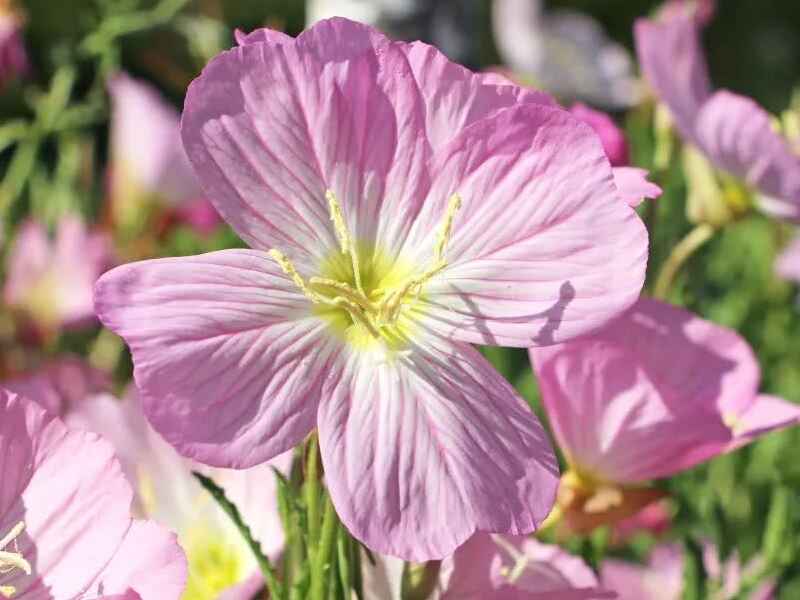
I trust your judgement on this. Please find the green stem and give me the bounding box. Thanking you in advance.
[310,496,340,600]
[305,434,322,551]
[653,223,715,300]
[192,472,284,600]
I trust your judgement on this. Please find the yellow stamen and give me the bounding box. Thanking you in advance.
[0,521,32,597]
[434,193,462,264]
[268,249,325,304]
[326,190,365,295]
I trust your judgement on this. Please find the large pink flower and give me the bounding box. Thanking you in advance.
[95,18,649,560]
[530,298,800,530]
[0,388,186,599]
[435,533,615,599]
[4,216,113,336]
[108,74,221,235]
[635,13,800,221]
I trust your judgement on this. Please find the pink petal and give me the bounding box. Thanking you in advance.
[612,167,662,208]
[181,18,431,263]
[694,90,800,220]
[401,40,556,151]
[4,356,110,417]
[406,103,648,347]
[776,236,800,282]
[85,521,187,600]
[216,573,264,600]
[440,533,613,599]
[570,103,629,166]
[64,390,289,593]
[109,73,203,207]
[729,394,800,445]
[95,249,345,468]
[0,390,133,599]
[3,220,50,307]
[316,332,558,561]
[634,15,711,141]
[601,544,683,600]
[530,298,763,482]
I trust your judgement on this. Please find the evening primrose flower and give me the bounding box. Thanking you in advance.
[95,18,649,560]
[493,0,641,109]
[0,0,28,90]
[108,74,221,237]
[530,298,800,533]
[635,13,800,223]
[0,388,186,599]
[435,533,615,599]
[3,216,113,338]
[45,389,288,600]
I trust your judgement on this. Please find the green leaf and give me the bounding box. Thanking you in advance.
[192,471,285,600]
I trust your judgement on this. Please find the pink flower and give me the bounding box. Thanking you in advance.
[3,355,110,415]
[601,543,775,600]
[601,544,683,600]
[0,388,186,599]
[493,0,640,109]
[4,216,114,336]
[0,4,29,89]
[436,533,616,599]
[45,388,288,599]
[635,13,800,221]
[610,501,672,546]
[108,74,221,235]
[776,236,800,283]
[570,103,629,167]
[530,298,800,530]
[658,0,716,26]
[96,18,649,560]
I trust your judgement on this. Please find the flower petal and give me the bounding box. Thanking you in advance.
[530,298,762,482]
[729,394,800,444]
[109,73,202,207]
[95,249,345,468]
[601,544,683,600]
[317,334,559,561]
[401,40,555,151]
[571,103,629,166]
[776,236,800,282]
[634,15,712,140]
[612,167,662,208]
[0,390,132,599]
[406,103,648,347]
[694,90,800,220]
[439,533,613,599]
[86,520,187,600]
[181,18,432,263]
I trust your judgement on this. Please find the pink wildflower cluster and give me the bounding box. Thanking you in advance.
[1,2,799,598]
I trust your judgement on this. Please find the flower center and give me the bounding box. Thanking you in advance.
[269,190,462,350]
[0,522,32,599]
[183,524,250,600]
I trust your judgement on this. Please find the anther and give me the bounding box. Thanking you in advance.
[326,190,365,295]
[267,249,324,304]
[434,193,462,264]
[0,521,32,598]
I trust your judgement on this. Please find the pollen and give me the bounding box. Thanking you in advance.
[0,521,32,598]
[269,190,462,351]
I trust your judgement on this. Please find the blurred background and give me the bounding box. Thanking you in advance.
[2,0,800,598]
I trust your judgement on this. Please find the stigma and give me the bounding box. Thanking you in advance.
[0,522,32,598]
[269,190,462,350]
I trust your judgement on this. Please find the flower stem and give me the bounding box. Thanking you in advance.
[310,496,340,600]
[305,434,321,551]
[653,223,715,300]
